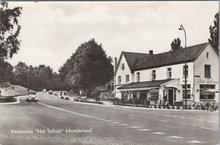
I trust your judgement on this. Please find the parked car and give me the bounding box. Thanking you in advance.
[74,96,87,101]
[60,91,69,100]
[26,92,38,102]
[48,90,53,95]
[43,89,47,93]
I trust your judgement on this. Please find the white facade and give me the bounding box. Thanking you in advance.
[114,43,219,105]
[115,53,132,98]
[193,44,219,102]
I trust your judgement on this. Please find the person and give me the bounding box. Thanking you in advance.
[162,95,167,108]
[209,103,214,112]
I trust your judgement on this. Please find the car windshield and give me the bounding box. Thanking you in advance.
[30,92,36,95]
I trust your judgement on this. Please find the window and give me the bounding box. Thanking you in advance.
[137,72,140,82]
[200,84,215,100]
[118,76,121,84]
[126,75,129,83]
[183,65,188,77]
[121,63,125,70]
[167,67,172,79]
[182,84,191,99]
[206,52,209,58]
[149,89,159,103]
[204,65,211,78]
[151,70,156,80]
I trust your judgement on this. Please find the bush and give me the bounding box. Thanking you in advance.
[0,96,16,102]
[104,97,120,102]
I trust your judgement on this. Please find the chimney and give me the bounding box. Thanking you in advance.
[114,57,118,72]
[149,50,153,55]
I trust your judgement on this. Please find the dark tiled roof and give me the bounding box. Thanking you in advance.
[125,43,208,71]
[115,51,149,75]
[118,79,173,90]
[123,52,149,70]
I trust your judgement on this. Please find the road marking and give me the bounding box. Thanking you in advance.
[201,127,217,131]
[170,115,178,118]
[152,132,165,135]
[111,121,120,124]
[187,140,204,144]
[197,119,204,121]
[105,119,112,122]
[98,118,105,121]
[38,102,97,119]
[188,118,195,119]
[119,123,128,126]
[39,102,130,128]
[158,119,168,123]
[128,126,140,129]
[180,116,186,118]
[138,128,151,131]
[167,136,183,139]
[207,121,215,123]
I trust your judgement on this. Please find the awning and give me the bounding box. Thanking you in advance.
[118,79,173,91]
[206,89,219,93]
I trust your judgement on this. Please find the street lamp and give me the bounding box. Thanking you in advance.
[27,67,30,93]
[178,24,187,109]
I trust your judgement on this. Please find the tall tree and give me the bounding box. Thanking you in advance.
[67,39,113,97]
[0,58,14,83]
[208,12,219,52]
[171,38,182,51]
[14,62,28,87]
[0,1,22,59]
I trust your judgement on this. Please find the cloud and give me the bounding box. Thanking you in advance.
[7,1,218,72]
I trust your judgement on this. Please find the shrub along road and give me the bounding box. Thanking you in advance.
[0,92,218,145]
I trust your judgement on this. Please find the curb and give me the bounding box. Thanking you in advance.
[113,105,219,112]
[66,99,219,112]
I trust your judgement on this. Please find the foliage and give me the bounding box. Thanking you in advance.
[0,1,22,59]
[62,39,113,97]
[0,58,14,83]
[14,62,28,86]
[171,38,182,51]
[13,62,63,91]
[208,12,219,52]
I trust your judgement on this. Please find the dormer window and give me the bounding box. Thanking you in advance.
[121,63,125,70]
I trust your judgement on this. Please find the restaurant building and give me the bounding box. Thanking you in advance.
[114,42,219,105]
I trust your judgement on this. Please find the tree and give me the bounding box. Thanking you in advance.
[208,12,219,52]
[58,54,76,90]
[0,1,22,59]
[171,38,182,51]
[14,62,28,87]
[0,58,14,83]
[66,39,113,97]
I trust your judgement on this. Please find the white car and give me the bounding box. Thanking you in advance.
[43,89,47,93]
[48,90,53,95]
[26,92,38,102]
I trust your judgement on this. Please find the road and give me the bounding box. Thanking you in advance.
[0,92,218,145]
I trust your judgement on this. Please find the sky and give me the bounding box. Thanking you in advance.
[7,1,219,72]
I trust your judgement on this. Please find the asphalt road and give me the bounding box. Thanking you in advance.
[0,92,219,145]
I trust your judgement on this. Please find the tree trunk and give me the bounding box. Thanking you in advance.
[86,87,92,98]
